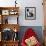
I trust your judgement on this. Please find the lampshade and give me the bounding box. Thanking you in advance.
[13,28,17,32]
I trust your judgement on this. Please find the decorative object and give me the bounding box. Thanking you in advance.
[25,7,36,20]
[2,16,8,24]
[15,0,17,7]
[0,7,19,46]
[2,10,9,15]
[25,36,38,46]
[2,28,13,41]
[9,10,18,15]
[14,28,17,32]
[13,32,18,41]
[5,18,8,24]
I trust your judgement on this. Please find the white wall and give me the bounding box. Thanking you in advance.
[0,0,44,26]
[17,0,44,26]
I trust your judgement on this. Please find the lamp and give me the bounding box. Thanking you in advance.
[14,28,17,32]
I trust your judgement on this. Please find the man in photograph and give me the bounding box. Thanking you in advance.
[27,9,33,17]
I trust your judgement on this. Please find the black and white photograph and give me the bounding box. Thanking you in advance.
[25,7,36,20]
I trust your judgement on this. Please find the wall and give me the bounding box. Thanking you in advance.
[0,0,44,26]
[18,0,44,26]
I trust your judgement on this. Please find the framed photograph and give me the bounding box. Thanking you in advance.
[25,7,36,20]
[9,10,18,15]
[2,10,9,15]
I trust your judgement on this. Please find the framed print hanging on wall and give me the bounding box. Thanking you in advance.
[25,7,36,20]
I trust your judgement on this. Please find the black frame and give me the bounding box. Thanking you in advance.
[25,7,36,20]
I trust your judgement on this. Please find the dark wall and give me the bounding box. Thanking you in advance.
[18,26,44,44]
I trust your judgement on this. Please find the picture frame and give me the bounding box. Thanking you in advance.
[2,10,9,15]
[25,7,36,20]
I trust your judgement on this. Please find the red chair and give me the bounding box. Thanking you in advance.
[21,28,41,46]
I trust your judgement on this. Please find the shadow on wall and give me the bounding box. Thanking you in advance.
[18,26,44,44]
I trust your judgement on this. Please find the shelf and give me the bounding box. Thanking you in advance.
[0,7,19,46]
[0,7,19,24]
[1,13,19,16]
[0,7,19,16]
[0,7,19,9]
[0,24,19,32]
[1,15,18,24]
[2,40,19,43]
[1,40,19,46]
